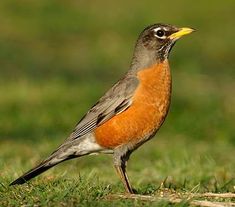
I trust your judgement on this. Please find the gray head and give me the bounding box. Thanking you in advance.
[131,23,194,70]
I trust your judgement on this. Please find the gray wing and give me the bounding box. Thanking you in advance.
[67,74,139,141]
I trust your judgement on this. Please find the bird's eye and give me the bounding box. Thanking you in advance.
[154,28,166,39]
[156,30,165,37]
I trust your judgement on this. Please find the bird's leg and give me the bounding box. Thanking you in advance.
[114,151,134,194]
[114,163,134,194]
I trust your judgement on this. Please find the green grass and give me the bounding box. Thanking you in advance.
[0,0,235,206]
[1,136,235,206]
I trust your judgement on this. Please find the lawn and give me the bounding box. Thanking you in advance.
[0,0,235,206]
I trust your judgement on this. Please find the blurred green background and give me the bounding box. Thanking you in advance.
[1,0,235,143]
[0,0,235,205]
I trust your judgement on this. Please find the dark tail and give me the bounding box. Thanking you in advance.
[10,142,79,186]
[9,161,56,185]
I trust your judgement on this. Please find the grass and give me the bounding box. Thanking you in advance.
[0,0,235,206]
[1,136,235,206]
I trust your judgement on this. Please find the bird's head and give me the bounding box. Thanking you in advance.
[132,23,195,70]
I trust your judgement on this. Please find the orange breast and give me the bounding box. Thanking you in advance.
[94,60,172,148]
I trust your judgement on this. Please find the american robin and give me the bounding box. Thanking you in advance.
[10,23,194,194]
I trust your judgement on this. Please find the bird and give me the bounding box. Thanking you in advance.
[10,23,194,194]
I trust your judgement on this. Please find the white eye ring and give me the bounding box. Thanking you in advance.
[153,27,166,39]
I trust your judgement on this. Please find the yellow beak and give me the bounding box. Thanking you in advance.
[169,27,195,39]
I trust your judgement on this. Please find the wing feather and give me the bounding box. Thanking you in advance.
[68,75,139,141]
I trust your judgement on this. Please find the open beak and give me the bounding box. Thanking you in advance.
[169,27,195,40]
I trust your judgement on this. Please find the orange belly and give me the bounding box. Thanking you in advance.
[94,61,172,148]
